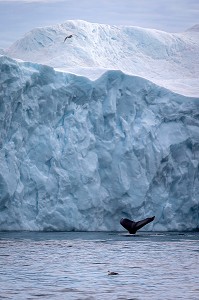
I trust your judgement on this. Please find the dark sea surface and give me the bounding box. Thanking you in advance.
[0,231,199,300]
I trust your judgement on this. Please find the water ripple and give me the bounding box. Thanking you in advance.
[0,232,198,300]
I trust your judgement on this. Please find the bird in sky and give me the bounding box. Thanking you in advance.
[64,35,73,42]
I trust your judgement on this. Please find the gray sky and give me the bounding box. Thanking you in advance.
[0,0,198,49]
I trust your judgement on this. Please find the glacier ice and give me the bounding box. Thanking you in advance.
[0,20,199,231]
[0,56,198,231]
[5,20,199,96]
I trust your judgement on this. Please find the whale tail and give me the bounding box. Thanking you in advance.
[120,216,155,234]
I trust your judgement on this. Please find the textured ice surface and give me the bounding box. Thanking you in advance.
[0,21,199,231]
[0,56,198,231]
[5,20,199,97]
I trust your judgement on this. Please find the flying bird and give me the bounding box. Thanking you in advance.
[64,35,73,42]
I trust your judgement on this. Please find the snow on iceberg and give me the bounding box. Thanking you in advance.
[0,55,198,231]
[5,20,199,97]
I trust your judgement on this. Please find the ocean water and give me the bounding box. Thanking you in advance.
[0,231,199,300]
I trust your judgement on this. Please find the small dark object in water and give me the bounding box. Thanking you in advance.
[120,216,155,234]
[108,271,119,275]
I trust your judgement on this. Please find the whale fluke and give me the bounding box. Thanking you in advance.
[120,216,155,234]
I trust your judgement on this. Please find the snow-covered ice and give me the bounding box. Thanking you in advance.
[5,20,199,97]
[0,20,198,231]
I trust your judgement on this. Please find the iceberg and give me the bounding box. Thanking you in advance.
[0,20,198,231]
[5,20,199,97]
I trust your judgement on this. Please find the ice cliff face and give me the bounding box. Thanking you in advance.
[0,20,199,231]
[0,55,198,231]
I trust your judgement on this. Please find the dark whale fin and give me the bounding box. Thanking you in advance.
[120,216,155,234]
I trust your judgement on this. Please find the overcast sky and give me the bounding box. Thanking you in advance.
[0,0,198,49]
